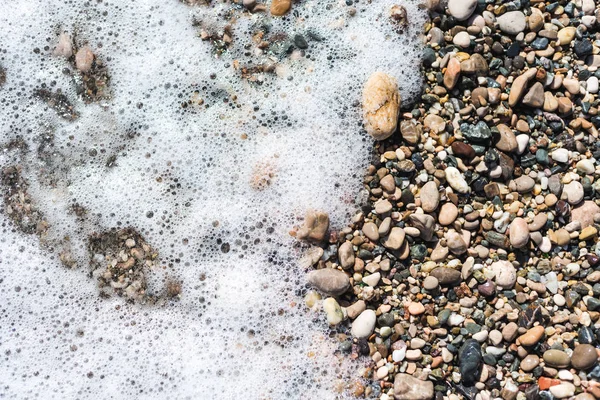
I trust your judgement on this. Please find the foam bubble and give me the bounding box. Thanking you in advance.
[0,0,425,397]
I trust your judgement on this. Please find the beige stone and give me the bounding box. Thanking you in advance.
[362,72,400,140]
[270,0,291,15]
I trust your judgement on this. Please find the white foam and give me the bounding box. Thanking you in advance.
[0,0,425,398]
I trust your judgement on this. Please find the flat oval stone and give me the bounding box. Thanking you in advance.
[423,275,439,290]
[509,217,530,248]
[528,213,548,231]
[453,31,471,48]
[451,141,475,159]
[518,326,544,346]
[346,300,366,319]
[420,181,440,213]
[439,202,459,225]
[563,181,584,205]
[375,199,393,214]
[430,267,462,285]
[380,174,395,193]
[445,167,470,194]
[362,72,400,140]
[307,269,350,296]
[362,222,379,242]
[511,176,535,193]
[520,354,540,372]
[408,302,425,315]
[270,0,291,15]
[502,322,519,342]
[549,383,575,399]
[558,27,576,46]
[543,349,571,368]
[323,297,343,325]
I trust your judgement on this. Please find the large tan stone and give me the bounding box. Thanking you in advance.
[394,373,434,400]
[362,72,400,140]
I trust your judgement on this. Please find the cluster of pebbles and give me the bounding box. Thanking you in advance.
[88,228,160,301]
[35,31,110,121]
[297,0,600,399]
[0,162,173,302]
[0,30,182,303]
[1,165,49,238]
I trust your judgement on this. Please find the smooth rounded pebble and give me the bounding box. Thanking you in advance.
[447,0,477,21]
[351,309,376,338]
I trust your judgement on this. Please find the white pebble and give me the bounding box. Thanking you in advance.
[351,310,376,338]
[552,148,570,163]
[445,167,470,194]
[448,313,465,326]
[587,76,599,94]
[472,331,488,342]
[553,294,566,306]
[549,383,575,399]
[516,134,529,154]
[395,149,406,161]
[392,348,406,362]
[539,236,552,253]
[362,272,381,287]
[564,263,580,276]
[489,165,502,178]
[323,298,344,325]
[557,370,573,381]
[582,15,597,27]
[453,31,471,48]
[376,366,389,379]
[577,159,595,174]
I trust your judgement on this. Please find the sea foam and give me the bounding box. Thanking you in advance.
[0,0,425,398]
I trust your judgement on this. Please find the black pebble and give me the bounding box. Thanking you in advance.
[574,39,593,57]
[459,339,482,386]
[506,42,520,57]
[294,34,308,49]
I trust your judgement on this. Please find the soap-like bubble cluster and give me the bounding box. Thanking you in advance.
[0,0,425,398]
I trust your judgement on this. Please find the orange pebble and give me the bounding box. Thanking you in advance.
[431,356,443,368]
[538,377,561,391]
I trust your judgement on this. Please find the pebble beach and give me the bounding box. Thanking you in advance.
[299,0,600,399]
